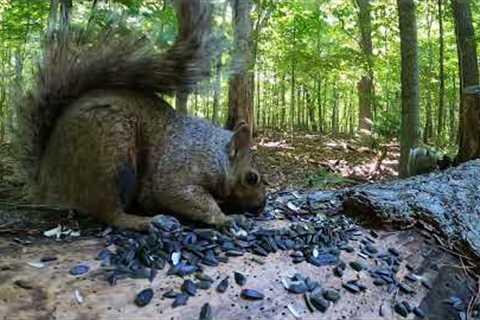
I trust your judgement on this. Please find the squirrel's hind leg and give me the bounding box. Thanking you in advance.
[106,210,151,231]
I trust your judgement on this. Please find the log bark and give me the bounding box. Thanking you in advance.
[307,159,480,259]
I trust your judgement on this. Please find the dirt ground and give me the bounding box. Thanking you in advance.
[0,214,475,320]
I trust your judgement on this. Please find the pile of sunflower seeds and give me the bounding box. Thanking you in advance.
[100,213,356,285]
[86,191,478,319]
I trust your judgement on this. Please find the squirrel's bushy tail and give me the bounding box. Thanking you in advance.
[16,0,211,183]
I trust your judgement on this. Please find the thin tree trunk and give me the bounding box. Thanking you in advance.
[332,85,339,135]
[356,0,375,135]
[397,0,421,177]
[449,74,457,143]
[317,78,323,133]
[48,0,59,32]
[280,73,286,128]
[226,0,254,134]
[296,87,302,129]
[256,69,261,128]
[452,0,480,163]
[59,0,72,29]
[175,90,188,114]
[290,20,296,131]
[211,1,227,125]
[322,80,329,132]
[212,54,222,123]
[437,0,445,142]
[424,2,434,143]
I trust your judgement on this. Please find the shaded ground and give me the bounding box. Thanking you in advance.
[254,131,399,190]
[0,207,477,320]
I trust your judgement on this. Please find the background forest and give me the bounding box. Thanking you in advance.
[0,0,479,185]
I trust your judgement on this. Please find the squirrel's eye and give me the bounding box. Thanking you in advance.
[245,171,259,186]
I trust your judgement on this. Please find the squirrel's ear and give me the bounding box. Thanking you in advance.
[229,121,251,159]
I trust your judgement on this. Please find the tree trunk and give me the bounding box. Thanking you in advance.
[290,20,296,131]
[356,0,375,135]
[357,77,373,133]
[296,87,302,129]
[280,74,286,128]
[317,78,323,133]
[449,74,457,143]
[59,0,72,29]
[397,0,421,177]
[211,1,228,125]
[175,90,188,114]
[48,0,59,32]
[452,0,480,163]
[307,88,316,131]
[332,85,339,135]
[256,69,261,128]
[424,2,435,144]
[457,86,480,160]
[225,0,254,134]
[424,96,433,144]
[212,53,222,123]
[437,0,445,142]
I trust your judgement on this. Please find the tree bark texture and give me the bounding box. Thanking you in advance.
[397,0,421,177]
[356,0,375,134]
[306,159,480,260]
[452,0,480,163]
[175,90,189,114]
[226,0,254,134]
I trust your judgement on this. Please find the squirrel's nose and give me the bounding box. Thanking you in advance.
[253,198,267,215]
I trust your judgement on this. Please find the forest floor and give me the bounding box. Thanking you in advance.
[254,130,399,190]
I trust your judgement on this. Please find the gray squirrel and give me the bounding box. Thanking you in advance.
[407,146,452,177]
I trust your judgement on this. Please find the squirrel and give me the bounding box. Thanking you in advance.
[407,146,452,177]
[15,0,266,232]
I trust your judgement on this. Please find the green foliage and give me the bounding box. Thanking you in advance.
[0,0,475,152]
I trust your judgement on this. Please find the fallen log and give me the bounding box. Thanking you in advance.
[307,159,480,260]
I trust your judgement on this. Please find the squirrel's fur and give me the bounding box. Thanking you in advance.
[16,0,266,231]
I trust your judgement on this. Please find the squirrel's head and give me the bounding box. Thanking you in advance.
[222,122,267,216]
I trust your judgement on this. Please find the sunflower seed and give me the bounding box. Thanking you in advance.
[69,264,89,276]
[413,306,426,318]
[163,290,178,299]
[134,288,153,307]
[195,273,214,282]
[234,272,247,286]
[304,293,315,312]
[217,277,229,293]
[310,294,329,312]
[322,288,340,302]
[196,280,212,290]
[394,302,409,317]
[172,293,189,308]
[199,303,213,320]
[240,289,264,300]
[342,282,360,293]
[40,256,58,263]
[182,279,197,296]
[350,261,367,272]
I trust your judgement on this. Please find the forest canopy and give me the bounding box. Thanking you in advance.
[0,0,479,164]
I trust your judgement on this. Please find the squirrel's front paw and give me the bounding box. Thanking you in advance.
[149,214,181,233]
[219,215,251,235]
